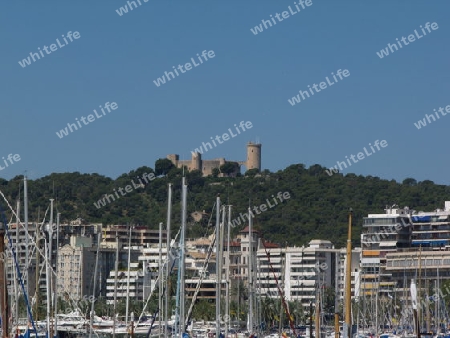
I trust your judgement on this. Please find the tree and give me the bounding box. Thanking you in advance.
[260,297,277,324]
[1,161,448,250]
[440,280,450,309]
[323,286,335,314]
[154,158,175,176]
[245,168,259,177]
[211,168,219,178]
[192,299,215,320]
[220,162,240,176]
[402,178,417,186]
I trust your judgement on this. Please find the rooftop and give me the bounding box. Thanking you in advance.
[239,226,259,233]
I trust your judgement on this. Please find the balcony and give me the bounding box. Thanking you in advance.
[363,250,380,256]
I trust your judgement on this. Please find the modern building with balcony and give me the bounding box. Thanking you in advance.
[360,205,412,297]
[410,201,450,249]
[106,262,145,305]
[384,201,450,299]
[255,239,360,310]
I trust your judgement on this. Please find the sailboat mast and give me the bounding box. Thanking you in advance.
[315,288,320,338]
[48,198,54,338]
[45,235,51,338]
[165,183,172,337]
[24,175,29,297]
[418,246,422,338]
[219,206,225,331]
[89,226,101,338]
[15,201,20,335]
[112,231,119,338]
[437,268,440,334]
[54,212,60,338]
[279,247,284,337]
[344,209,352,338]
[180,177,187,335]
[248,206,253,336]
[35,221,40,321]
[158,222,162,338]
[126,224,132,331]
[0,221,8,338]
[411,279,419,338]
[435,279,438,334]
[375,277,378,338]
[215,196,221,338]
[334,252,339,338]
[225,205,232,338]
[426,279,430,333]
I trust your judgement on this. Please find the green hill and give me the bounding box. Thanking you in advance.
[1,162,448,248]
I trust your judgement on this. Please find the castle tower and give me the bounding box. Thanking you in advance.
[191,152,202,171]
[246,142,261,171]
[167,154,179,167]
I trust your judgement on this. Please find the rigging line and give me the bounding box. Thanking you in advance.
[260,236,296,336]
[0,190,99,335]
[135,226,182,326]
[146,257,178,338]
[0,189,49,288]
[19,207,49,283]
[0,188,49,268]
[185,220,218,330]
[0,203,38,338]
[202,200,217,239]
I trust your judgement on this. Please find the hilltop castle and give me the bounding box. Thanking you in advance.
[167,142,261,176]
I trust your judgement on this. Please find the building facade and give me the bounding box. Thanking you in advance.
[359,205,412,297]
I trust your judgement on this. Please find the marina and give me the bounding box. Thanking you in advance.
[1,177,450,338]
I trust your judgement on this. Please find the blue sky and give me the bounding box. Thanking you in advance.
[1,1,449,184]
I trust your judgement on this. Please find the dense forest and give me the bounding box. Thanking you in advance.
[0,160,449,248]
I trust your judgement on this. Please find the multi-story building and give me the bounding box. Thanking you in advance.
[6,222,39,297]
[56,236,141,303]
[385,201,450,297]
[6,219,102,305]
[285,240,335,306]
[336,247,361,301]
[137,237,222,302]
[185,237,227,301]
[410,201,450,249]
[255,239,361,309]
[106,262,145,305]
[238,226,259,280]
[360,205,412,297]
[101,225,166,249]
[57,241,96,301]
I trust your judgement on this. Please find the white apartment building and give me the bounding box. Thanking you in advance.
[106,262,145,305]
[336,247,361,301]
[256,240,360,308]
[360,205,412,297]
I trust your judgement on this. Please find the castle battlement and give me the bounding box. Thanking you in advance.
[167,142,261,176]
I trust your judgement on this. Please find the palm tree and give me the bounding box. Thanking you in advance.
[192,300,215,321]
[261,297,277,326]
[288,300,305,326]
